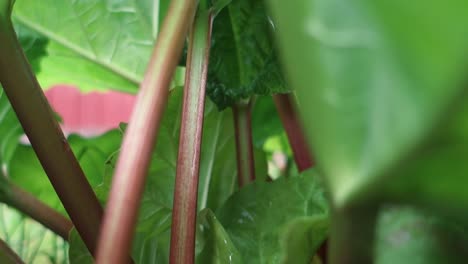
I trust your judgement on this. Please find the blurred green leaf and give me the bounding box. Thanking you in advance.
[68,228,92,264]
[0,90,23,167]
[207,0,289,110]
[216,169,329,263]
[251,96,284,149]
[375,206,468,264]
[268,0,468,206]
[13,23,48,74]
[9,130,122,214]
[195,209,242,264]
[12,0,178,92]
[379,99,468,211]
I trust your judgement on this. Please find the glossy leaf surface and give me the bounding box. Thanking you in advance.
[217,169,329,263]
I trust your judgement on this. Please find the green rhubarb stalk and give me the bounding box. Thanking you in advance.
[169,1,214,263]
[95,0,198,263]
[0,0,102,254]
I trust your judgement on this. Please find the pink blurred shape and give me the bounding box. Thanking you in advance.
[45,85,135,137]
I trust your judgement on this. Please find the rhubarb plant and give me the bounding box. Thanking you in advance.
[1,0,468,263]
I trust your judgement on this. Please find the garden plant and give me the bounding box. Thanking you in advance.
[1,0,468,263]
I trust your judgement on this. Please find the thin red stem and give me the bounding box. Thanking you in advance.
[233,100,256,187]
[273,94,314,171]
[0,12,102,255]
[95,1,197,263]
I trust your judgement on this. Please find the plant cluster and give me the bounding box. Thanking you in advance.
[1,0,468,263]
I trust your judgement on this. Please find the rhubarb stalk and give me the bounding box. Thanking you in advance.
[169,1,213,263]
[0,0,102,254]
[233,100,256,186]
[273,94,313,171]
[95,0,197,263]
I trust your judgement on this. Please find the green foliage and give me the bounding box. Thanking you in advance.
[6,0,468,262]
[0,90,23,167]
[216,169,329,263]
[207,0,290,110]
[11,0,186,93]
[195,209,242,264]
[8,130,122,214]
[268,0,468,208]
[67,87,240,263]
[0,0,13,21]
[269,0,468,261]
[375,206,468,264]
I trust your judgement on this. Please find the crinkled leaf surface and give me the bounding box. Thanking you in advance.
[216,169,329,264]
[207,0,289,109]
[12,0,176,92]
[268,0,468,206]
[375,206,468,264]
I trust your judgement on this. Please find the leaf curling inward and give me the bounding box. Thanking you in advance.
[207,0,291,110]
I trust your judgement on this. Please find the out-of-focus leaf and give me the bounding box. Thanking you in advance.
[0,90,23,167]
[251,95,284,149]
[195,209,242,264]
[268,0,468,206]
[375,206,468,264]
[380,99,468,211]
[13,22,48,74]
[207,0,289,110]
[9,130,122,214]
[12,0,179,92]
[280,216,328,264]
[68,228,92,264]
[216,169,329,263]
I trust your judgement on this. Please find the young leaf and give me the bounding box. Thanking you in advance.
[216,169,329,263]
[268,0,468,206]
[207,0,290,110]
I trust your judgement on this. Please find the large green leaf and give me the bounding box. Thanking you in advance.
[12,0,178,92]
[216,169,329,264]
[376,98,468,211]
[375,206,468,264]
[268,0,468,206]
[207,0,290,110]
